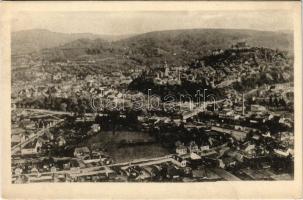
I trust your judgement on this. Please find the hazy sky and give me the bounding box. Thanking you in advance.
[12,10,293,35]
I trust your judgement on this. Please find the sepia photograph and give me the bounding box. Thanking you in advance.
[0,1,302,199]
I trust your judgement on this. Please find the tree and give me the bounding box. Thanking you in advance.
[175,140,182,147]
[60,102,67,112]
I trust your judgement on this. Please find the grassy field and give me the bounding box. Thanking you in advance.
[83,130,170,162]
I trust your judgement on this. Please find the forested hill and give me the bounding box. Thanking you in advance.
[12,29,132,55]
[12,28,293,73]
[118,29,292,65]
[119,28,293,54]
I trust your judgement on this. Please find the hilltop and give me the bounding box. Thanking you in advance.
[16,28,292,62]
[11,29,132,55]
[117,28,292,65]
[11,28,293,75]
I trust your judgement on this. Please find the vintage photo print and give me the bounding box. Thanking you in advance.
[0,1,302,199]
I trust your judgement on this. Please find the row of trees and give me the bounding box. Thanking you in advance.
[16,96,91,115]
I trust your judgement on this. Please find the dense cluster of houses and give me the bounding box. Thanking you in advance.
[11,41,294,183]
[11,108,102,157]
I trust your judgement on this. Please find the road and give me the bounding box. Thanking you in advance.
[11,119,65,155]
[182,86,269,121]
[182,100,224,120]
[13,154,175,181]
[13,154,245,182]
[216,79,237,88]
[20,108,75,116]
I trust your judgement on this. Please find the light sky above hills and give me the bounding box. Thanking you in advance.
[12,10,293,35]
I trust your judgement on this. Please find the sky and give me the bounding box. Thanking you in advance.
[11,10,293,35]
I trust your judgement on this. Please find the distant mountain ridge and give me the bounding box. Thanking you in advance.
[12,28,293,67]
[11,29,133,55]
[114,28,293,66]
[120,28,293,51]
